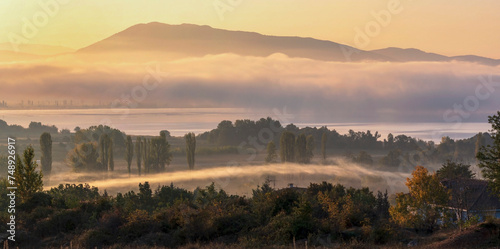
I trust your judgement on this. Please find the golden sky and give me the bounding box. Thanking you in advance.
[0,0,499,57]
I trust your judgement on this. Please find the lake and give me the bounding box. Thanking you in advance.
[0,108,491,142]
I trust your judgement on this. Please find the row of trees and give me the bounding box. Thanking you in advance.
[199,117,489,164]
[124,132,197,175]
[123,132,172,175]
[265,132,315,164]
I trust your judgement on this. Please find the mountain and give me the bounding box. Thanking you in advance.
[0,43,74,56]
[77,22,388,62]
[371,47,499,65]
[370,47,448,62]
[450,55,500,66]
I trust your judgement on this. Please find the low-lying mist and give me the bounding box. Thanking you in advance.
[2,53,500,122]
[45,158,411,197]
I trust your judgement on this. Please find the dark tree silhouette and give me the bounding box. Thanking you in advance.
[135,137,142,176]
[40,132,52,180]
[280,131,295,163]
[321,132,327,162]
[185,132,196,169]
[265,141,277,163]
[125,135,134,176]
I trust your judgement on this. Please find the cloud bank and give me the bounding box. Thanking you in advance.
[1,53,500,123]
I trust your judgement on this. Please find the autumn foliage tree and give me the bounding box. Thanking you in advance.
[390,166,450,233]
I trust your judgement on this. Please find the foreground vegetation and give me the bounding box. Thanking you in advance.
[2,111,500,248]
[1,178,397,248]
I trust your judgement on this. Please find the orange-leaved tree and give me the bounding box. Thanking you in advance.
[390,166,450,233]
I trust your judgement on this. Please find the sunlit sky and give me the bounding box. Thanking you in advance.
[0,0,499,58]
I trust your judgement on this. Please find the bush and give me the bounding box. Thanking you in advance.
[35,209,82,237]
[78,228,114,248]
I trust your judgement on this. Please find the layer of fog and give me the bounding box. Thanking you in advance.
[45,158,411,196]
[1,53,500,123]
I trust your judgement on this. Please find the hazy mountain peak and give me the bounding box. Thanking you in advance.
[74,22,498,65]
[77,22,385,62]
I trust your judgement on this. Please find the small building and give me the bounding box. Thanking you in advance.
[441,178,500,221]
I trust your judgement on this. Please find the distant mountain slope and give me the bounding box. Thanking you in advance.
[77,22,388,62]
[371,47,499,65]
[370,47,448,62]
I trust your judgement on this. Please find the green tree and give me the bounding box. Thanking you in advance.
[40,132,52,179]
[477,112,500,195]
[98,134,113,171]
[135,137,142,176]
[387,133,394,149]
[379,149,401,167]
[14,145,43,201]
[475,133,485,162]
[265,141,277,163]
[353,151,374,166]
[321,132,327,162]
[125,135,134,176]
[295,134,307,163]
[280,131,295,163]
[68,142,100,172]
[390,166,450,232]
[185,132,196,170]
[142,138,151,174]
[306,135,314,163]
[436,160,475,180]
[150,132,172,172]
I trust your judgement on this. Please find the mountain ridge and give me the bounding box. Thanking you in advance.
[3,22,498,65]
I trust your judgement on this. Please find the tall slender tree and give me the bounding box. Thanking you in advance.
[159,131,172,171]
[150,133,172,172]
[135,137,142,176]
[265,141,277,163]
[142,138,150,174]
[321,132,327,162]
[98,133,113,171]
[40,132,52,180]
[185,132,196,169]
[306,135,315,163]
[108,138,114,171]
[14,145,43,202]
[280,131,295,163]
[295,134,308,163]
[125,136,134,176]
